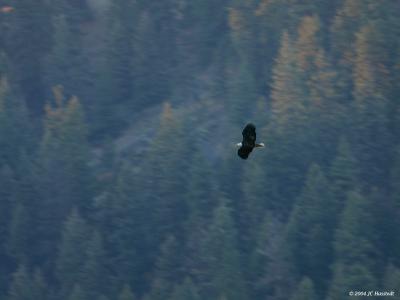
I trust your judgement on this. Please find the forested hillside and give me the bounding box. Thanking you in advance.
[1,0,400,299]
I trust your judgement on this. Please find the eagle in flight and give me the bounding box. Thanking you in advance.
[236,123,264,159]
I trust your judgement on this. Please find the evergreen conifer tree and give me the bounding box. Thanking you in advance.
[118,284,136,300]
[285,164,334,293]
[351,24,392,187]
[382,264,400,294]
[56,209,89,297]
[7,265,33,300]
[203,199,248,300]
[80,231,108,298]
[67,284,88,300]
[148,235,182,300]
[169,277,201,300]
[290,277,316,300]
[6,0,51,115]
[327,190,379,300]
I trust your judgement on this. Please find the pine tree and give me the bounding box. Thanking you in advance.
[40,88,92,211]
[307,49,344,165]
[0,77,31,169]
[104,15,133,105]
[185,150,217,229]
[239,154,267,254]
[227,58,258,125]
[7,203,30,264]
[5,0,51,115]
[56,209,89,297]
[202,199,248,300]
[382,264,400,294]
[7,265,33,300]
[45,14,90,102]
[93,0,136,136]
[331,0,367,59]
[169,277,201,300]
[228,0,256,61]
[330,0,370,104]
[265,31,312,214]
[290,277,316,300]
[67,284,88,300]
[132,11,170,108]
[295,15,321,75]
[36,89,92,266]
[329,138,359,225]
[118,284,136,300]
[101,163,151,295]
[0,165,16,295]
[80,231,108,298]
[270,31,305,129]
[31,269,48,300]
[148,235,182,300]
[285,164,335,294]
[177,0,229,73]
[327,190,380,300]
[142,103,191,243]
[329,137,358,199]
[351,24,392,188]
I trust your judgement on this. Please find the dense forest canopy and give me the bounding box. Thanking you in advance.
[1,0,400,299]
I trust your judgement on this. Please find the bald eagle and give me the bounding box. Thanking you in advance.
[236,123,264,159]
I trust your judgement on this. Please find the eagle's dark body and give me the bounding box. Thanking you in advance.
[238,123,258,159]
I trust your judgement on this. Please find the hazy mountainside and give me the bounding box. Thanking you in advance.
[1,0,400,300]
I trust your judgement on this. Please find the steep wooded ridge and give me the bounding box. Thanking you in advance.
[1,1,400,299]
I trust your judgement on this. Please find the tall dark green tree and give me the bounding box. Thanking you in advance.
[329,138,359,204]
[169,277,201,300]
[6,0,51,115]
[0,77,31,169]
[118,284,136,300]
[227,58,258,125]
[0,165,16,295]
[6,265,48,300]
[80,231,108,299]
[56,209,89,297]
[30,269,48,300]
[132,11,170,107]
[202,199,248,300]
[148,235,182,300]
[285,164,335,294]
[45,14,90,102]
[382,264,400,294]
[36,89,92,267]
[94,162,151,296]
[67,284,88,300]
[93,0,136,136]
[142,103,191,243]
[7,265,33,300]
[327,190,380,300]
[290,277,316,300]
[185,150,218,229]
[7,203,30,264]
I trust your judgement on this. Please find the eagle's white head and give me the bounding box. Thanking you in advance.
[236,142,242,147]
